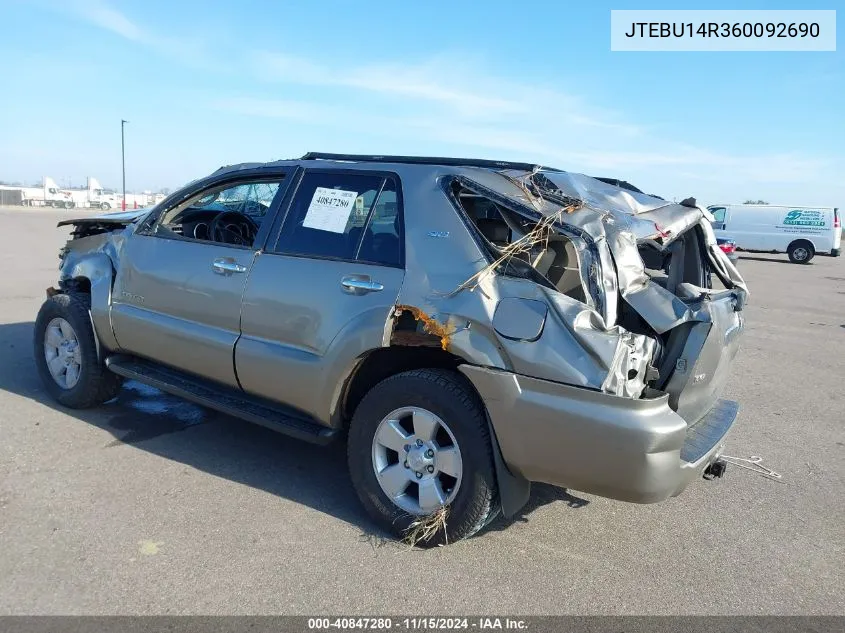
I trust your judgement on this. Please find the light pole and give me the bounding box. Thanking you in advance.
[121,119,128,210]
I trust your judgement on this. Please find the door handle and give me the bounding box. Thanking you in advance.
[212,258,248,274]
[341,276,384,294]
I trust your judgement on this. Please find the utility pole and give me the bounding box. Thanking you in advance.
[121,119,128,210]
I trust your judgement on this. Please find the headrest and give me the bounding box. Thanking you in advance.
[476,218,510,244]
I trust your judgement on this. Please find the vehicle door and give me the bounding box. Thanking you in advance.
[236,169,405,422]
[725,206,768,251]
[709,206,727,233]
[111,172,290,387]
[759,207,785,251]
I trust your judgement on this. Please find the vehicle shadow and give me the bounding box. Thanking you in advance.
[484,485,589,533]
[1,320,586,546]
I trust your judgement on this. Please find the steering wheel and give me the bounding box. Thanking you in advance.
[209,211,259,246]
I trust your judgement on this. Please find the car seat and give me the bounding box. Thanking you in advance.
[358,214,400,264]
[476,218,510,248]
[532,236,584,299]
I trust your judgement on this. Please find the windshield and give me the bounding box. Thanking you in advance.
[190,182,277,220]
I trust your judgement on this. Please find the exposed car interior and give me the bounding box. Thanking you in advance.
[638,228,710,297]
[452,183,586,303]
[154,181,281,247]
[348,205,401,263]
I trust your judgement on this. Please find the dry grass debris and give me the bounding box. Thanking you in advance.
[402,505,450,548]
[448,202,580,296]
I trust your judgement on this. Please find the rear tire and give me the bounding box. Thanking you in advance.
[347,368,498,545]
[787,240,814,264]
[33,293,123,408]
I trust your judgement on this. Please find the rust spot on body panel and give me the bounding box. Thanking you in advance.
[394,305,453,351]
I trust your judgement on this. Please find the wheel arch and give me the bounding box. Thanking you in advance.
[336,345,463,427]
[34,291,124,408]
[334,343,531,518]
[57,252,119,354]
[787,237,816,252]
[787,238,817,263]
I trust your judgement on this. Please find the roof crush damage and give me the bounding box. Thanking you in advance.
[387,166,748,400]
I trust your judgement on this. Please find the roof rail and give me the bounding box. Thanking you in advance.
[300,152,562,173]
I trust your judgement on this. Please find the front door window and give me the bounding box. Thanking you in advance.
[154,179,284,246]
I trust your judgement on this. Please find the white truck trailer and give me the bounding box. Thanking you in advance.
[69,178,120,210]
[20,177,76,208]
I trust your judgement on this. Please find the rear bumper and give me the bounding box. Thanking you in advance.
[460,366,738,504]
[831,248,841,257]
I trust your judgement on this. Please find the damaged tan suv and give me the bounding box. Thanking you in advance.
[34,153,748,544]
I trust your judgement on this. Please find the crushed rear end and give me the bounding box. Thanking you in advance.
[434,168,748,503]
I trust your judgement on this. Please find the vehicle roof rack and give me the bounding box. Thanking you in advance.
[300,152,563,173]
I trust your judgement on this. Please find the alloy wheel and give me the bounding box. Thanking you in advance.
[371,406,463,515]
[43,317,82,389]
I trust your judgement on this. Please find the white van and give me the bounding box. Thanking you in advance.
[708,204,841,264]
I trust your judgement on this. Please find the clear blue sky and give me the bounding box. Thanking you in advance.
[1,0,842,206]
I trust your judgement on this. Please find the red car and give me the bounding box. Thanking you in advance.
[717,237,739,263]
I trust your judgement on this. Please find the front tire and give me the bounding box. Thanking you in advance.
[787,240,814,264]
[348,368,498,545]
[100,202,111,210]
[33,293,123,408]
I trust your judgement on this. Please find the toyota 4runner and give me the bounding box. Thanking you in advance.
[34,153,748,544]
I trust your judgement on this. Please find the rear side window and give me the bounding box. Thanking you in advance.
[356,180,401,266]
[276,172,402,266]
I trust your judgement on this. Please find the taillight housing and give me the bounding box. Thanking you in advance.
[719,242,736,254]
[834,208,840,229]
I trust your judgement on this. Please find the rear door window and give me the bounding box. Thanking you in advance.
[356,180,402,266]
[275,171,403,266]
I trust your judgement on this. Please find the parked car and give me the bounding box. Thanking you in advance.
[709,204,841,264]
[34,153,748,544]
[717,237,739,263]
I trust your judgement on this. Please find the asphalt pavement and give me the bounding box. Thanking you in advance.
[0,207,842,615]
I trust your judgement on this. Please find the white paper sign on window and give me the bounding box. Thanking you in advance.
[303,187,358,233]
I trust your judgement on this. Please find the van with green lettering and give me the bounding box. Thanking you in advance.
[709,204,841,263]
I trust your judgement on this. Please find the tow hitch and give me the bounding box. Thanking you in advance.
[703,459,728,480]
